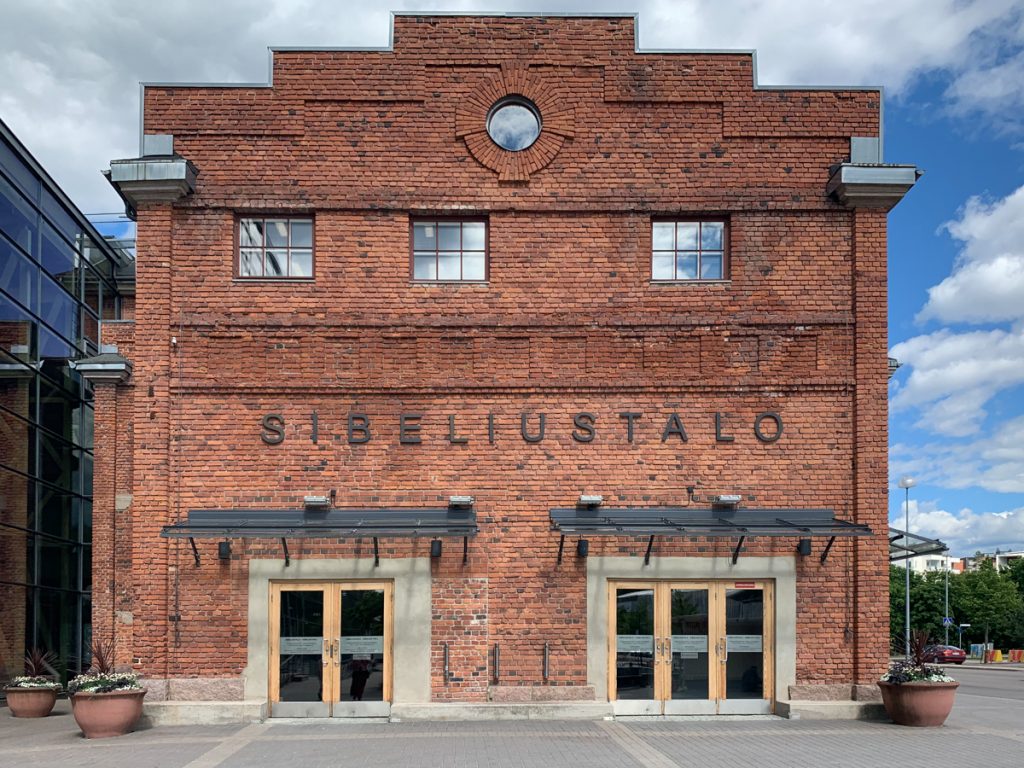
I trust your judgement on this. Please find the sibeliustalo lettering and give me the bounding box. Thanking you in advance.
[260,411,783,446]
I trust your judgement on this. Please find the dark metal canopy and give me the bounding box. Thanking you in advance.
[161,507,478,568]
[889,527,948,562]
[549,506,872,565]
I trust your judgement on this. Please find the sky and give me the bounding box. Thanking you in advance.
[2,0,1023,556]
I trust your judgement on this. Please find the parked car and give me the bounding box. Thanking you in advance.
[922,644,967,664]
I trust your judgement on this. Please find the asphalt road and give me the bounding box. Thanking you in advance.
[953,665,1024,700]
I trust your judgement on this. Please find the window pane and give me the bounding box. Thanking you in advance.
[266,219,289,247]
[239,219,263,247]
[701,222,724,250]
[652,222,675,251]
[700,253,723,279]
[463,253,485,280]
[39,273,76,341]
[437,223,461,251]
[40,223,76,281]
[0,175,38,255]
[413,223,436,250]
[0,237,37,309]
[652,254,674,280]
[677,223,698,250]
[290,219,312,248]
[240,249,263,277]
[462,222,486,251]
[413,254,436,280]
[437,252,461,280]
[676,253,698,280]
[266,250,287,277]
[290,250,312,277]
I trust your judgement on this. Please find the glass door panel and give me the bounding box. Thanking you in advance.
[612,587,660,714]
[717,585,771,715]
[272,587,330,717]
[664,587,715,714]
[332,583,392,717]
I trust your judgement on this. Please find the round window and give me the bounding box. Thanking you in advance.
[486,97,542,151]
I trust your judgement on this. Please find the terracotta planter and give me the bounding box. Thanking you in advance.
[878,681,959,726]
[70,689,147,738]
[4,687,59,717]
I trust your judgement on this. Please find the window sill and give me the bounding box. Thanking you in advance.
[410,280,490,286]
[649,279,732,286]
[232,278,315,283]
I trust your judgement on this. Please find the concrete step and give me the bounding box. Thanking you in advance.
[777,700,887,721]
[390,701,613,721]
[142,700,267,726]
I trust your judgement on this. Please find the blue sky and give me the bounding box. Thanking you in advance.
[2,1,1022,555]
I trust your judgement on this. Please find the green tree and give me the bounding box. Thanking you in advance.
[952,560,1024,649]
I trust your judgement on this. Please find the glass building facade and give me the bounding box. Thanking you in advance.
[0,118,126,684]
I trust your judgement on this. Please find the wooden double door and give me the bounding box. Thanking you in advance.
[609,580,774,715]
[269,581,393,717]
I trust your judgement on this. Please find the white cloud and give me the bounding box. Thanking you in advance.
[0,0,1021,213]
[891,414,1024,493]
[918,186,1024,324]
[890,499,1024,557]
[890,326,1024,436]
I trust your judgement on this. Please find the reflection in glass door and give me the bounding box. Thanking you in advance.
[270,581,392,717]
[609,580,773,715]
[613,587,658,714]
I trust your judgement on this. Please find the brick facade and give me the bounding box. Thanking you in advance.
[93,14,907,710]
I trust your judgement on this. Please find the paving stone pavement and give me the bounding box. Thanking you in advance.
[2,700,1021,768]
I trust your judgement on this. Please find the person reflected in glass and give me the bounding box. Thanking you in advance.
[349,657,370,701]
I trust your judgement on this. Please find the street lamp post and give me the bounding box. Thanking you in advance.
[944,560,950,645]
[898,475,917,658]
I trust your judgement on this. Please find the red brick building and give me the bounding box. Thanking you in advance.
[93,13,918,721]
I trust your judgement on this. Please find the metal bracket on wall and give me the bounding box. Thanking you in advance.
[373,536,380,567]
[644,535,656,566]
[188,537,200,567]
[557,534,565,564]
[443,642,450,683]
[281,537,290,567]
[732,535,746,565]
[820,536,837,563]
[493,643,501,684]
[462,535,469,565]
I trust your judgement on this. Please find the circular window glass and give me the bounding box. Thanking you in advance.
[486,98,542,151]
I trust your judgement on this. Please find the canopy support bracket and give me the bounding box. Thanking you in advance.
[732,536,746,565]
[557,534,565,564]
[644,535,655,566]
[373,536,379,567]
[820,536,837,564]
[188,537,200,568]
[463,536,469,565]
[281,537,290,567]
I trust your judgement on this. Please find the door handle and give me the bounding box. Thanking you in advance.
[323,638,331,666]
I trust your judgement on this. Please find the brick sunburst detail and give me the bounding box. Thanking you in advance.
[456,63,575,182]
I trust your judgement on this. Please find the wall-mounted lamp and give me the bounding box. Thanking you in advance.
[578,494,603,507]
[218,540,232,560]
[303,495,331,510]
[449,495,474,508]
[430,539,443,558]
[711,494,742,507]
[797,539,812,557]
[577,539,590,558]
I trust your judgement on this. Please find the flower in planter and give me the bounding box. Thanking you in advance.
[8,675,62,689]
[68,638,143,694]
[881,630,958,685]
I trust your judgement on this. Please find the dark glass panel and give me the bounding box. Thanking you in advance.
[79,451,92,497]
[40,222,76,284]
[0,406,31,474]
[38,327,73,360]
[0,175,38,255]
[0,235,37,310]
[79,401,94,452]
[37,431,74,490]
[670,589,710,699]
[34,587,78,683]
[82,544,91,591]
[0,293,33,352]
[615,588,655,699]
[0,138,41,201]
[81,499,92,545]
[38,360,81,402]
[724,589,764,699]
[38,538,78,590]
[278,590,324,702]
[40,189,82,250]
[37,381,76,443]
[36,485,75,539]
[39,272,77,347]
[339,589,385,702]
